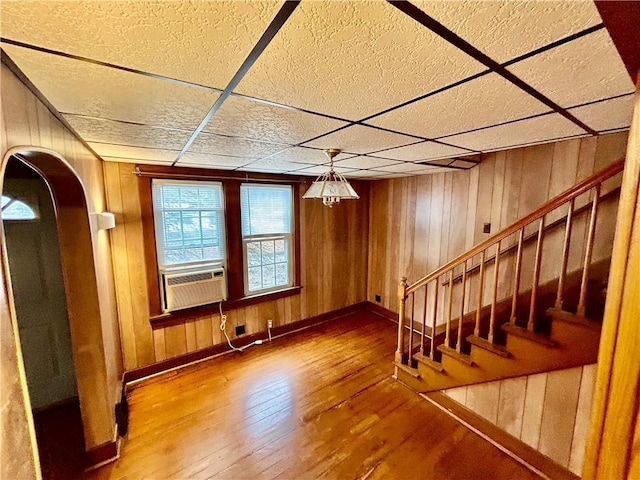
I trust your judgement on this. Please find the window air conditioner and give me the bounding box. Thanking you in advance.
[161,265,227,313]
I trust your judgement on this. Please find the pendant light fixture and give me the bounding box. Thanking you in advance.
[302,149,359,207]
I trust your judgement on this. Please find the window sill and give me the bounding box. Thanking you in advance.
[149,285,302,328]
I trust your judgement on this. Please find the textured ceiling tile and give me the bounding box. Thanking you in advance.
[333,156,401,169]
[64,115,191,150]
[264,147,353,166]
[188,133,288,159]
[303,125,418,154]
[506,29,634,108]
[88,144,178,163]
[235,1,485,119]
[238,157,310,172]
[368,73,551,138]
[296,165,357,175]
[568,95,634,133]
[444,114,585,152]
[372,162,435,173]
[372,141,471,162]
[342,170,389,178]
[450,159,480,168]
[177,152,254,170]
[3,45,218,129]
[1,1,284,88]
[203,95,348,145]
[414,0,602,63]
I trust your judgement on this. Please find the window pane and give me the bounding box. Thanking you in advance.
[248,266,262,292]
[274,239,287,263]
[240,185,292,236]
[261,240,275,265]
[152,180,225,267]
[275,263,288,286]
[1,195,37,220]
[262,264,275,288]
[247,242,261,267]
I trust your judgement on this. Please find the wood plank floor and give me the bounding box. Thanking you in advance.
[87,311,541,480]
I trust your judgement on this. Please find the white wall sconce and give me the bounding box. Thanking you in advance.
[94,212,116,230]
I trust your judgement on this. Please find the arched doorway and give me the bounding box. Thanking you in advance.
[0,147,115,476]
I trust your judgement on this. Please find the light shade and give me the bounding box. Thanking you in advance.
[302,149,359,207]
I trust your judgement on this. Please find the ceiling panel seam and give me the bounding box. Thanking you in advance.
[171,1,301,167]
[387,0,599,136]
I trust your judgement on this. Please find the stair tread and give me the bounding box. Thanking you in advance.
[502,323,556,347]
[466,335,510,358]
[437,345,474,366]
[413,353,445,372]
[393,361,421,378]
[546,308,601,330]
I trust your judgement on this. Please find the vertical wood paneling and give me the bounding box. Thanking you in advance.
[521,372,548,449]
[466,380,500,423]
[496,376,527,438]
[569,364,597,474]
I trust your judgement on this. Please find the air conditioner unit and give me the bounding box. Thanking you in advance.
[161,265,227,313]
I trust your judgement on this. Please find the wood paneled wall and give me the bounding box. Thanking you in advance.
[368,132,629,317]
[1,60,122,473]
[444,364,597,475]
[103,162,369,370]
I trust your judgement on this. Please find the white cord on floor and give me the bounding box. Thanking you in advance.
[219,302,263,352]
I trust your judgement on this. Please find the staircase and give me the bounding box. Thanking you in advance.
[392,158,625,394]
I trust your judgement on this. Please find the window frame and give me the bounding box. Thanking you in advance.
[139,166,301,322]
[240,183,295,296]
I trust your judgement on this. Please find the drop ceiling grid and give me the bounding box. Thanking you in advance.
[0,0,285,89]
[175,152,257,170]
[444,113,586,152]
[302,124,422,155]
[88,144,182,163]
[413,0,603,63]
[506,29,635,110]
[201,94,349,145]
[187,132,289,159]
[234,0,486,119]
[568,95,635,133]
[366,72,553,139]
[2,44,220,130]
[370,141,472,162]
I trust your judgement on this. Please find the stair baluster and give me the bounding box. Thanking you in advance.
[430,280,438,360]
[395,277,407,365]
[445,270,454,348]
[408,292,415,358]
[528,217,545,331]
[577,185,600,317]
[457,261,467,353]
[489,242,501,343]
[555,199,574,311]
[475,250,485,337]
[510,228,524,325]
[420,286,427,355]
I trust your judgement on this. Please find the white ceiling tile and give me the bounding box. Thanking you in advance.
[1,1,284,89]
[333,156,401,169]
[450,159,480,168]
[88,144,178,163]
[372,141,472,162]
[177,152,253,170]
[235,1,485,119]
[188,133,288,159]
[414,0,602,63]
[444,114,585,152]
[203,95,348,145]
[506,29,634,108]
[368,73,551,138]
[238,157,309,173]
[303,125,417,154]
[3,44,219,129]
[342,170,390,178]
[568,95,634,133]
[263,147,353,166]
[372,163,435,173]
[64,115,191,150]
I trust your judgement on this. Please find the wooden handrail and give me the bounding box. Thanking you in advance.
[405,158,625,296]
[442,185,622,287]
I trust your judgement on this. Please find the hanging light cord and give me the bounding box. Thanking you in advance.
[219,302,263,352]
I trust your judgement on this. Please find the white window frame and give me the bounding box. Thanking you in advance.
[241,184,294,296]
[152,179,226,271]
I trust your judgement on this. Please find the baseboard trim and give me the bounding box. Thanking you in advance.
[123,302,367,384]
[365,301,397,322]
[84,425,120,472]
[421,391,580,480]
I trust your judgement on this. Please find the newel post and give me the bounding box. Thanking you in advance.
[395,277,408,364]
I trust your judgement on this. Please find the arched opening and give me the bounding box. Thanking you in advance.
[0,148,114,476]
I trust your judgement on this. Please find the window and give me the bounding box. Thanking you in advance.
[1,195,37,220]
[241,184,293,295]
[152,180,225,269]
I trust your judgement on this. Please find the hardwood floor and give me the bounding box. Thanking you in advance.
[86,311,541,480]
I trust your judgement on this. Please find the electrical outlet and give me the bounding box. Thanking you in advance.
[483,222,491,234]
[267,319,273,329]
[235,325,245,336]
[375,294,381,303]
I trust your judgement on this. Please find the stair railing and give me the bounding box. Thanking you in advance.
[395,158,625,370]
